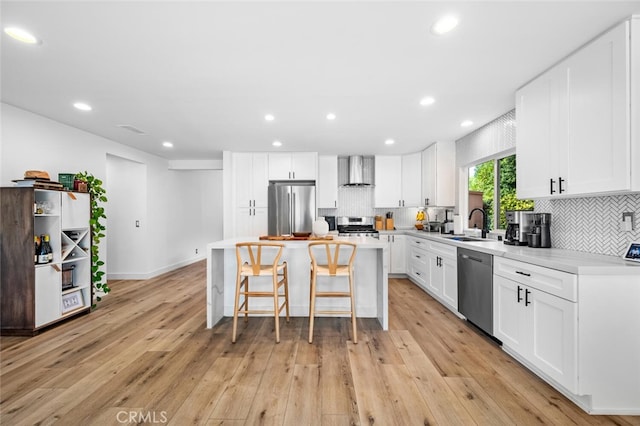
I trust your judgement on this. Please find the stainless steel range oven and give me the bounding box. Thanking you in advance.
[337,216,379,238]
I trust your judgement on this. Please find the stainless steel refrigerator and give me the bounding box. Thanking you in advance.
[268,181,316,236]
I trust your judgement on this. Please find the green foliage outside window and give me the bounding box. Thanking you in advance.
[468,155,533,230]
[468,160,495,230]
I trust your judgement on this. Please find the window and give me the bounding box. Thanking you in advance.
[468,154,533,231]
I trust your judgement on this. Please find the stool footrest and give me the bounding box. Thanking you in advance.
[315,292,351,297]
[313,310,353,315]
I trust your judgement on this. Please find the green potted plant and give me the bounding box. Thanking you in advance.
[74,171,109,305]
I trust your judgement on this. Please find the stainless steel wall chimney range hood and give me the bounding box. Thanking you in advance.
[345,155,370,186]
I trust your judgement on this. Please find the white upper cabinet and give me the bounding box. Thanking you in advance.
[375,154,422,208]
[564,22,629,195]
[317,155,338,208]
[234,152,268,208]
[421,142,455,207]
[401,152,422,207]
[61,192,90,229]
[517,20,634,198]
[375,156,402,207]
[268,152,318,181]
[516,65,567,199]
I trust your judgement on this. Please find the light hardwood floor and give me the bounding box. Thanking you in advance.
[1,261,638,425]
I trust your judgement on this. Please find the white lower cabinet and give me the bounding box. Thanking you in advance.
[407,236,457,313]
[382,234,406,274]
[408,239,428,288]
[438,254,457,310]
[427,241,457,311]
[494,274,577,393]
[35,265,62,327]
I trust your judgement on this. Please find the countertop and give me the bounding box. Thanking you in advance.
[400,229,640,276]
[208,236,387,250]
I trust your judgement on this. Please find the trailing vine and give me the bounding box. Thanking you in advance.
[74,171,110,305]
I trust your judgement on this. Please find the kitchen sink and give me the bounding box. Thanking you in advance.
[443,236,494,242]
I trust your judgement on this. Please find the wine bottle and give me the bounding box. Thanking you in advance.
[44,234,53,262]
[38,234,49,264]
[34,236,40,264]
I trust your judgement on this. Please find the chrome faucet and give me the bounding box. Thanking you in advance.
[468,208,488,238]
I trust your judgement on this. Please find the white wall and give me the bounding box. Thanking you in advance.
[1,103,223,280]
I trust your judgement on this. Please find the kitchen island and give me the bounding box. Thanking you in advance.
[206,236,389,330]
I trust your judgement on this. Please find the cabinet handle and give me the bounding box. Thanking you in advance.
[525,289,531,306]
[517,285,523,303]
[515,271,531,277]
[425,198,429,205]
[334,200,337,207]
[559,177,565,194]
[550,178,556,195]
[416,272,421,276]
[402,200,405,207]
[252,208,255,216]
[293,171,296,179]
[415,255,421,259]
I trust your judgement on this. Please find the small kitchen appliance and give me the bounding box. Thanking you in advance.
[337,216,379,238]
[504,210,533,246]
[324,215,336,231]
[442,209,454,234]
[531,213,552,248]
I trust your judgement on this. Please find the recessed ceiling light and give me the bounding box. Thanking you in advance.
[420,97,435,106]
[385,139,395,145]
[73,102,92,111]
[460,120,473,127]
[4,27,39,44]
[326,113,336,120]
[265,114,275,122]
[431,15,459,35]
[272,140,282,147]
[162,141,173,148]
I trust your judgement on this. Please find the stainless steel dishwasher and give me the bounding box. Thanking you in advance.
[458,247,494,336]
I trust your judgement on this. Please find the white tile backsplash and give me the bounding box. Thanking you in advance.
[535,193,640,256]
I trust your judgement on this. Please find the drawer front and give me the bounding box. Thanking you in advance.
[428,240,457,259]
[408,261,427,289]
[408,246,428,268]
[494,257,577,302]
[408,236,429,251]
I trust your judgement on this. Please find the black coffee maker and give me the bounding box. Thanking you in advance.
[529,213,552,248]
[504,210,533,245]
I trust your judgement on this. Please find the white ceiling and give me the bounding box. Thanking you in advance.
[2,1,639,160]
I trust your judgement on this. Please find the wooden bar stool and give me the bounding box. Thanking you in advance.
[233,242,290,343]
[307,241,358,344]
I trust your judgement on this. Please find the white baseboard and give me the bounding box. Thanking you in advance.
[106,255,205,281]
